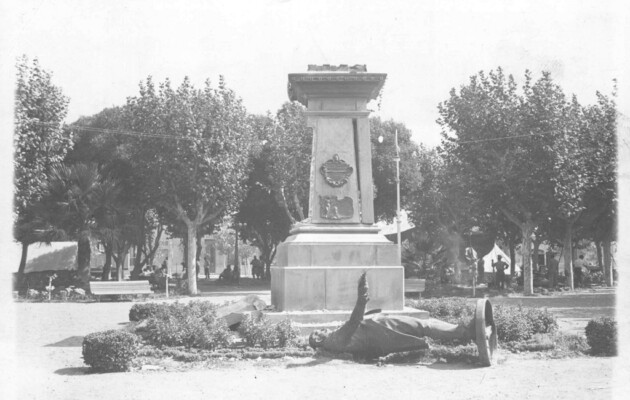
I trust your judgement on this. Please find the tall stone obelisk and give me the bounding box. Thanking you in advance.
[271,65,404,312]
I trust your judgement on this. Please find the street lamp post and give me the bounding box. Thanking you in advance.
[378,129,402,265]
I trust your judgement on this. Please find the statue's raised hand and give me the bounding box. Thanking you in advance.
[358,271,369,302]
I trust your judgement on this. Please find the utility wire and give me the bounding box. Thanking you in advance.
[451,132,554,144]
[28,121,211,143]
[28,120,558,145]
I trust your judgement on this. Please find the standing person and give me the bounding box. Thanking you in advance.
[181,262,187,280]
[573,254,586,288]
[204,256,211,280]
[251,256,263,279]
[465,247,478,296]
[492,255,509,290]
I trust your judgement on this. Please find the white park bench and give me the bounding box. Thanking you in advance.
[90,280,153,298]
[404,278,426,297]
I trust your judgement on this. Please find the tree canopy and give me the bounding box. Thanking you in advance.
[13,56,72,290]
[125,76,255,294]
[435,68,617,293]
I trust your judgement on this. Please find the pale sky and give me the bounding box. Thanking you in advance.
[1,0,627,148]
[0,0,629,272]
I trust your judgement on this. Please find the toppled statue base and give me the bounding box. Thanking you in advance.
[308,272,498,366]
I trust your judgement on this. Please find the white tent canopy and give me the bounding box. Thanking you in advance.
[481,243,521,275]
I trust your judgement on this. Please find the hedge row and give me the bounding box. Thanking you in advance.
[409,298,558,342]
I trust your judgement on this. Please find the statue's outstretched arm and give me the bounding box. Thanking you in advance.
[329,272,369,345]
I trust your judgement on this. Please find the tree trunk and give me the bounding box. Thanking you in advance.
[132,210,146,278]
[509,239,516,277]
[77,236,92,290]
[563,222,575,291]
[234,225,240,283]
[196,231,203,278]
[292,191,305,221]
[186,223,198,295]
[273,184,296,225]
[596,241,603,269]
[264,245,276,280]
[521,222,535,295]
[532,239,540,273]
[17,241,30,295]
[596,241,604,282]
[101,246,112,281]
[603,238,613,287]
[116,259,123,281]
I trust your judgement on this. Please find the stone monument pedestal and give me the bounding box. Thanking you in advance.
[272,225,404,311]
[271,65,405,312]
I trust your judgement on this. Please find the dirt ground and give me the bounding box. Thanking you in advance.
[1,285,625,400]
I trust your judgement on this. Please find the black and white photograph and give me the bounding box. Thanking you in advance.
[0,1,628,399]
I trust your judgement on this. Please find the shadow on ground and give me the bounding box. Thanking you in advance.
[425,361,485,371]
[286,357,334,369]
[54,367,90,376]
[45,336,84,347]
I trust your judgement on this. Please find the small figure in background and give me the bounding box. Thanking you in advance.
[219,265,233,282]
[573,254,586,287]
[492,255,508,289]
[204,256,211,280]
[251,256,263,279]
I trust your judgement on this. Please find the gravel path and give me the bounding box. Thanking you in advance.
[2,287,621,400]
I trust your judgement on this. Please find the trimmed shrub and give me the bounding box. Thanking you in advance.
[409,298,474,325]
[493,305,534,342]
[275,319,300,347]
[129,303,162,322]
[82,330,139,372]
[524,307,558,335]
[411,298,558,342]
[143,301,231,350]
[585,317,617,356]
[238,315,300,348]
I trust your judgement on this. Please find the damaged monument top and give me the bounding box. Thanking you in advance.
[288,64,386,106]
[307,64,367,72]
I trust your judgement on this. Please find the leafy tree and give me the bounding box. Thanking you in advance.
[66,106,165,279]
[13,56,71,288]
[370,118,425,222]
[407,142,490,282]
[40,163,119,288]
[438,69,563,295]
[237,145,292,277]
[576,91,617,285]
[549,96,593,289]
[264,102,312,223]
[126,76,254,294]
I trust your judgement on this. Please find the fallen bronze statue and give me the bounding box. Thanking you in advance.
[308,272,498,366]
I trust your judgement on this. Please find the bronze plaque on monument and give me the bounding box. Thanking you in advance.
[320,154,353,187]
[319,195,354,220]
